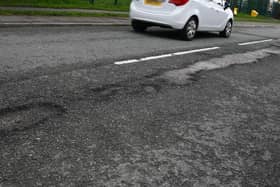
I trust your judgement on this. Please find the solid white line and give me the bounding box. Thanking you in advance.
[140,54,173,61]
[238,39,273,46]
[173,47,220,56]
[114,47,220,65]
[114,59,139,65]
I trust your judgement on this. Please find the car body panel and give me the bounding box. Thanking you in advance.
[130,0,233,31]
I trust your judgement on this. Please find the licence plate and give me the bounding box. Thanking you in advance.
[144,0,164,6]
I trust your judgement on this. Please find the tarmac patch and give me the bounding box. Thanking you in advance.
[89,81,161,100]
[0,102,66,136]
[160,48,280,85]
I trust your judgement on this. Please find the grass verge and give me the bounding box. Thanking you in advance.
[0,0,131,11]
[235,13,280,23]
[0,9,128,17]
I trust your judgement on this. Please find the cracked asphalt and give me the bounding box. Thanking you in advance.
[0,24,280,186]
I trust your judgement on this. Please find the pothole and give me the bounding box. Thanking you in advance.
[89,81,162,100]
[0,102,66,135]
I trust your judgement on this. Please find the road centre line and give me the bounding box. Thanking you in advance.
[173,47,220,56]
[238,39,273,46]
[115,39,275,65]
[140,54,173,61]
[114,47,220,65]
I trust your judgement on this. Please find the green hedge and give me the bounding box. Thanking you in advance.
[272,2,280,19]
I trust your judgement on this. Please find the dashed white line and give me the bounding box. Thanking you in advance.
[173,47,220,56]
[140,54,173,61]
[114,59,139,65]
[114,47,220,65]
[238,39,273,46]
[115,39,276,65]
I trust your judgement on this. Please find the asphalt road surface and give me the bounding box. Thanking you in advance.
[1,24,280,186]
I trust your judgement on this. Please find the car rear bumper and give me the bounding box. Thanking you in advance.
[130,2,190,29]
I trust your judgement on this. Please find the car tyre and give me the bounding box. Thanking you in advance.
[220,20,232,38]
[132,20,147,33]
[180,17,198,41]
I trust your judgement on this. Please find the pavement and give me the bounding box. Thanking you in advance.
[1,15,280,27]
[0,6,279,28]
[0,6,129,26]
[0,6,279,27]
[0,21,280,186]
[0,15,129,26]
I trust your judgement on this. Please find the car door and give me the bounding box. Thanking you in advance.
[210,0,228,30]
[196,0,219,30]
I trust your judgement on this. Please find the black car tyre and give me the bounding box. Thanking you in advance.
[132,20,147,33]
[180,17,198,41]
[220,20,232,38]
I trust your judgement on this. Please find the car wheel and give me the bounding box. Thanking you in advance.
[180,18,197,41]
[220,20,232,38]
[132,20,147,33]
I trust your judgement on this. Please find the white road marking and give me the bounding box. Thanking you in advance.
[173,47,220,56]
[140,54,173,61]
[114,59,139,65]
[114,47,220,65]
[238,39,273,46]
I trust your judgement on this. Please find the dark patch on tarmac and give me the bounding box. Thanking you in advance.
[0,102,66,136]
[87,78,164,103]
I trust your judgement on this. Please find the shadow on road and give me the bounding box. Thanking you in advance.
[131,27,221,41]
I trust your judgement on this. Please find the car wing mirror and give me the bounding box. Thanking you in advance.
[224,2,230,10]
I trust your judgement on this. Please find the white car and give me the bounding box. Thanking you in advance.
[130,0,234,40]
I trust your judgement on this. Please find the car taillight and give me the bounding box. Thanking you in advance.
[168,0,189,6]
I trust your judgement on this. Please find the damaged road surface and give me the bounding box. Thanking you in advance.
[0,25,280,186]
